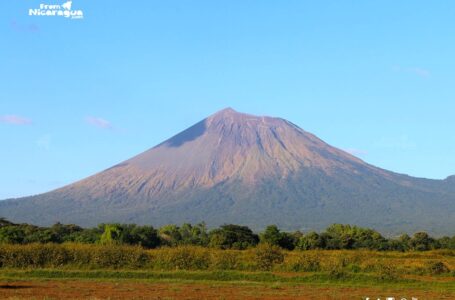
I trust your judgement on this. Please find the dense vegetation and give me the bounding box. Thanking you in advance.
[0,243,453,278]
[1,218,454,289]
[1,218,454,251]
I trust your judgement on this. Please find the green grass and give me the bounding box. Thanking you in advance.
[1,269,454,292]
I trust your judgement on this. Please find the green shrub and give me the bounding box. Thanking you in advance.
[0,243,151,269]
[377,262,399,281]
[211,250,240,270]
[326,257,347,279]
[426,261,450,275]
[254,243,284,271]
[152,246,210,270]
[328,267,348,279]
[347,264,361,273]
[0,243,71,268]
[0,243,454,276]
[289,253,321,272]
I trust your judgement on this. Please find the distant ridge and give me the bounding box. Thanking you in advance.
[1,108,454,235]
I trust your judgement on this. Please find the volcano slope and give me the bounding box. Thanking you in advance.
[1,108,454,235]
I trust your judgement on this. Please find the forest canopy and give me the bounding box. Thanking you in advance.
[0,218,454,251]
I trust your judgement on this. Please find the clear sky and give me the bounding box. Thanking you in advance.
[1,1,454,199]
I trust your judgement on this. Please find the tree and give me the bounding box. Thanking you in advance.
[260,225,282,246]
[100,224,123,245]
[409,232,435,251]
[49,223,83,243]
[159,224,182,246]
[394,234,412,251]
[0,226,26,244]
[323,224,387,250]
[209,224,259,249]
[351,227,388,250]
[68,227,102,244]
[436,236,451,249]
[179,223,209,246]
[125,225,160,248]
[279,232,297,250]
[260,225,295,250]
[297,232,324,250]
[25,228,56,243]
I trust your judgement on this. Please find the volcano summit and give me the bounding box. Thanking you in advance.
[1,108,454,235]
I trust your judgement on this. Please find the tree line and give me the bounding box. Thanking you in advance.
[0,218,454,251]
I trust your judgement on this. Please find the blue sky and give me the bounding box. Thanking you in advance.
[1,1,454,199]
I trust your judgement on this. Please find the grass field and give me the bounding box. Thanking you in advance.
[0,245,454,299]
[1,269,454,299]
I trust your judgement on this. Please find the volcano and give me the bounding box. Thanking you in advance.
[1,108,454,235]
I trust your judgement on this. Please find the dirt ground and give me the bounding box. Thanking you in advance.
[1,280,453,300]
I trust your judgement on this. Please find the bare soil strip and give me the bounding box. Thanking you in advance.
[1,280,454,300]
